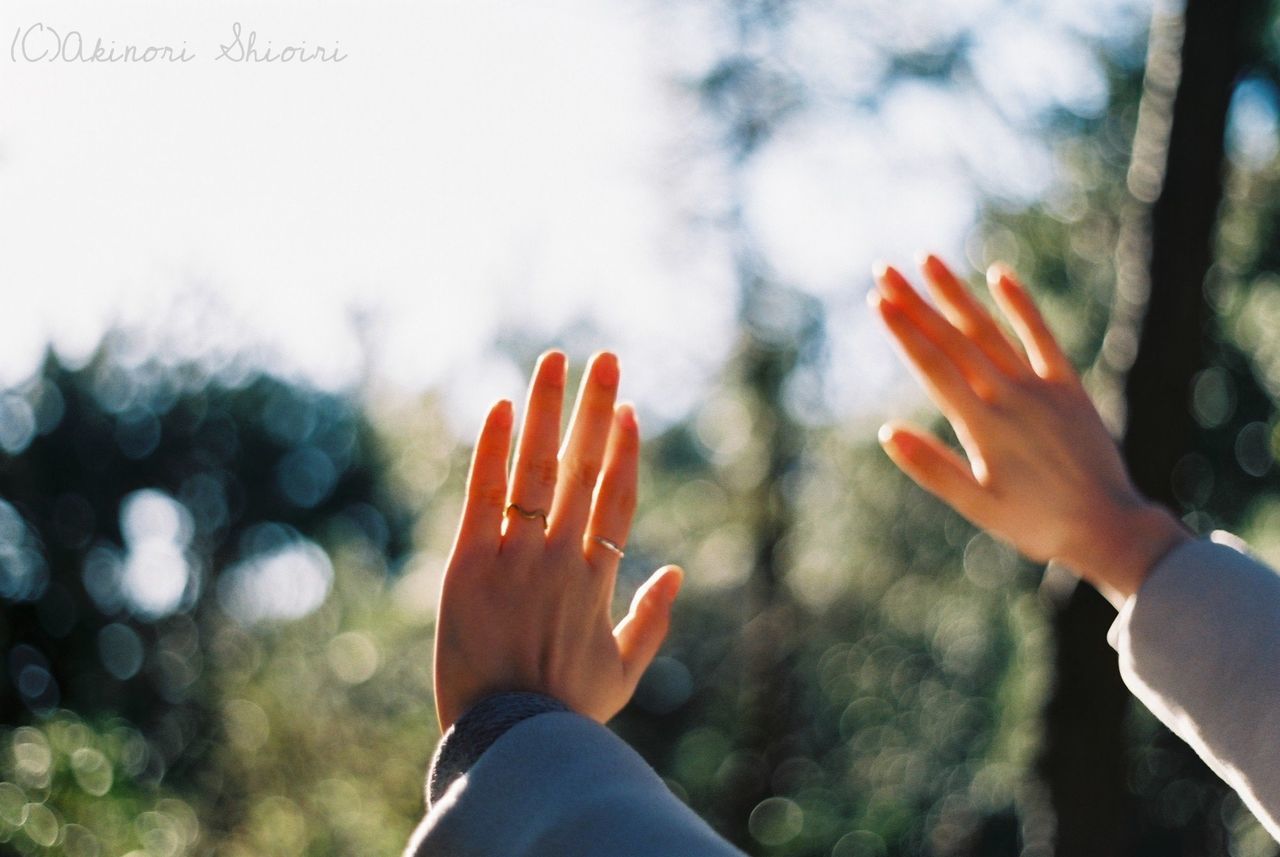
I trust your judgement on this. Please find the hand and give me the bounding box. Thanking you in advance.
[869,255,1189,607]
[433,350,684,731]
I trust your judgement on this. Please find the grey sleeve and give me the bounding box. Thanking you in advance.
[1108,533,1280,842]
[404,711,747,857]
[427,692,570,806]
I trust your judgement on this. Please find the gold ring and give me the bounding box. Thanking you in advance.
[505,503,548,531]
[591,535,625,558]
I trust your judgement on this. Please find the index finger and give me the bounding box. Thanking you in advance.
[585,403,640,568]
[876,263,1005,400]
[453,399,515,556]
[870,290,986,427]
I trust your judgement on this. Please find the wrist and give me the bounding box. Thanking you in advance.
[1060,497,1191,608]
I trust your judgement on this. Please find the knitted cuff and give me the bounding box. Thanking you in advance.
[426,692,570,806]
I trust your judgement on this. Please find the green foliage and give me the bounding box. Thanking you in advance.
[617,427,1050,856]
[0,343,426,855]
[0,712,185,856]
[0,553,439,856]
[190,553,438,856]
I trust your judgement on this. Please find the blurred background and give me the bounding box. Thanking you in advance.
[2,0,1280,854]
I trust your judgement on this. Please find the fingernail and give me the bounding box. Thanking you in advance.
[875,264,911,298]
[617,402,638,431]
[871,260,891,280]
[986,264,1009,286]
[873,293,900,317]
[540,349,567,376]
[594,352,620,386]
[877,424,895,445]
[913,249,931,267]
[866,289,881,309]
[662,568,684,602]
[894,433,921,455]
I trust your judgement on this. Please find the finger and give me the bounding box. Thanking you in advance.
[614,565,682,684]
[875,263,1006,399]
[987,265,1075,380]
[505,351,567,545]
[919,253,1028,377]
[584,404,639,574]
[549,352,620,541]
[870,290,985,425]
[877,422,991,523]
[454,399,515,556]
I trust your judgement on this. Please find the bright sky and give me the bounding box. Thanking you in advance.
[0,0,1152,435]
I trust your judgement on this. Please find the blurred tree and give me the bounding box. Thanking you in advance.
[711,254,826,847]
[1032,0,1272,855]
[688,2,826,846]
[0,339,411,796]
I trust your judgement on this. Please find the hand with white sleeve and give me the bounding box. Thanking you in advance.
[869,254,1190,607]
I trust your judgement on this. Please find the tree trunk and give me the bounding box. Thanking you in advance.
[1045,0,1259,854]
[714,266,808,849]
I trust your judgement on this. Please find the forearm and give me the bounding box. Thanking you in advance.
[426,692,569,806]
[1110,534,1280,841]
[407,711,746,857]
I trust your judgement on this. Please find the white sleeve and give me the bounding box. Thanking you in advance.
[1109,533,1280,841]
[405,711,746,857]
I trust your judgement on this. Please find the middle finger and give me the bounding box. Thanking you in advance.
[504,351,567,548]
[549,352,620,543]
[919,254,1028,378]
[875,263,1005,400]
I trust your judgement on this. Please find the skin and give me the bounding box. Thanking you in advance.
[433,350,683,731]
[870,255,1191,610]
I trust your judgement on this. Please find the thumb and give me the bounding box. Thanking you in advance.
[878,421,989,523]
[614,565,683,684]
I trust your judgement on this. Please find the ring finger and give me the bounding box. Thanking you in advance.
[583,404,640,601]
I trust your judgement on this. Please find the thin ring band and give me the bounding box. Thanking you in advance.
[591,535,625,558]
[505,503,549,531]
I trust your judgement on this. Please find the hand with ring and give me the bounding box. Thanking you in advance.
[432,350,685,731]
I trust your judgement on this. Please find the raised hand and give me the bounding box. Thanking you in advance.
[433,351,684,731]
[869,255,1189,607]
